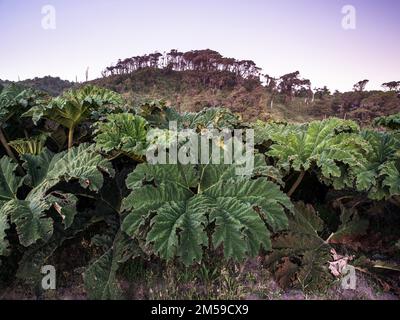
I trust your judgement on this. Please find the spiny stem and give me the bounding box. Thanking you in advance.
[287,170,306,197]
[0,127,24,175]
[68,126,75,149]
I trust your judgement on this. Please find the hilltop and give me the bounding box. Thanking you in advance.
[0,76,74,96]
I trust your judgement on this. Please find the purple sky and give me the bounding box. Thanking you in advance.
[0,0,399,91]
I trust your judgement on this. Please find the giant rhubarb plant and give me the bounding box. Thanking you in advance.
[265,118,369,196]
[93,113,148,161]
[355,130,400,200]
[0,84,46,163]
[0,144,114,257]
[121,155,293,265]
[23,85,123,148]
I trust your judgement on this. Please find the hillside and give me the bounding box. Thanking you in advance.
[91,68,400,124]
[17,76,74,96]
[0,76,74,96]
[91,68,275,122]
[91,68,316,123]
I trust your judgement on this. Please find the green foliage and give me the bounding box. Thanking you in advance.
[121,155,292,266]
[0,208,9,256]
[4,199,53,247]
[0,84,46,124]
[9,133,50,155]
[23,85,123,127]
[136,101,240,131]
[0,156,23,201]
[374,113,400,131]
[379,161,400,197]
[25,144,114,192]
[136,100,180,128]
[327,204,369,244]
[21,148,55,188]
[14,194,112,284]
[83,189,143,300]
[266,118,369,190]
[266,202,332,291]
[93,113,148,160]
[23,85,123,148]
[253,120,301,145]
[84,231,140,299]
[0,144,114,255]
[0,156,21,256]
[355,130,400,199]
[179,107,241,130]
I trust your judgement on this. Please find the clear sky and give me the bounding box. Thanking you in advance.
[0,0,399,91]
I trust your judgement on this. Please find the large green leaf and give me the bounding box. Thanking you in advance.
[122,159,292,265]
[136,100,180,128]
[328,205,369,244]
[122,164,196,238]
[266,118,369,190]
[380,160,400,196]
[355,130,400,199]
[22,85,122,130]
[0,144,114,249]
[0,156,22,255]
[84,231,140,300]
[374,113,400,131]
[208,196,268,259]
[23,144,114,234]
[0,84,46,123]
[0,156,22,201]
[42,143,115,192]
[266,202,332,291]
[137,102,240,131]
[9,133,49,155]
[4,199,53,247]
[94,113,148,160]
[23,144,114,193]
[253,120,299,146]
[146,197,209,264]
[204,177,292,232]
[0,205,10,256]
[21,148,54,188]
[179,107,241,130]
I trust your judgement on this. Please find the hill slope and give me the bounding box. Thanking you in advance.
[91,68,400,123]
[2,70,399,124]
[0,76,74,96]
[91,68,321,122]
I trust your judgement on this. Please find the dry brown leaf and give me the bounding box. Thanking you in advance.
[328,249,354,277]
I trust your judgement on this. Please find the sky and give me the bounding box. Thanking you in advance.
[0,0,399,92]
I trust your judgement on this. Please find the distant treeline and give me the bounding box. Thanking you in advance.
[102,49,262,79]
[102,49,316,98]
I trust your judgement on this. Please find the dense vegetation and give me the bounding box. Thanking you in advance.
[0,79,399,300]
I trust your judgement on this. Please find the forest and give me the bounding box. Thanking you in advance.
[0,54,400,299]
